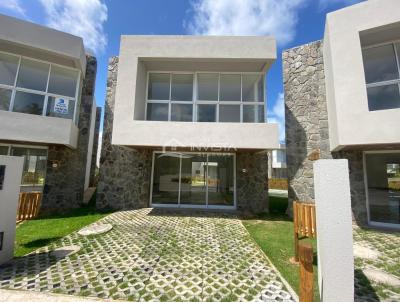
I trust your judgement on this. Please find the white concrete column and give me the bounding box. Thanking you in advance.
[0,156,23,264]
[314,159,354,302]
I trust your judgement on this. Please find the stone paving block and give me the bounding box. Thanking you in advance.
[353,226,400,301]
[0,209,295,301]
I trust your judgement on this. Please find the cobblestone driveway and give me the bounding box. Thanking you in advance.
[354,226,400,302]
[0,209,295,301]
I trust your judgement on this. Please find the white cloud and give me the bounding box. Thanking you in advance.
[0,0,26,17]
[39,0,108,54]
[187,0,308,46]
[268,93,285,143]
[318,0,363,10]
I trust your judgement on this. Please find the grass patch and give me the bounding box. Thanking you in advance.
[15,195,110,257]
[242,195,320,301]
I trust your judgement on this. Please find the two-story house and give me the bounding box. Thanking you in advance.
[284,0,400,228]
[97,36,279,212]
[0,14,101,214]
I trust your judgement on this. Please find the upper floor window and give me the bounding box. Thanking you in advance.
[146,72,265,123]
[362,42,400,111]
[0,51,80,123]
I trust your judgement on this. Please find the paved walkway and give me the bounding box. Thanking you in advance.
[353,226,400,301]
[0,209,295,301]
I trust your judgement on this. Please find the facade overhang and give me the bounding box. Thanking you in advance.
[111,121,279,151]
[0,14,86,74]
[0,111,78,149]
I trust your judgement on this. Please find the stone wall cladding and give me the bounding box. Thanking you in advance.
[283,41,367,224]
[89,106,102,186]
[42,55,97,214]
[236,152,269,213]
[96,57,152,211]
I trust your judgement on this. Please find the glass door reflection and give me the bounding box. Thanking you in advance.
[151,153,180,205]
[207,154,235,207]
[180,154,207,206]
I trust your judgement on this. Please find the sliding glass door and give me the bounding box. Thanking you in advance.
[151,152,236,209]
[365,152,400,227]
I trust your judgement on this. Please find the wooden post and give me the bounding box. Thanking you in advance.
[299,242,313,302]
[294,232,299,262]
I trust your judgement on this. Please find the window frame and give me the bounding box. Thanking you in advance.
[0,50,81,124]
[145,71,266,123]
[362,40,400,110]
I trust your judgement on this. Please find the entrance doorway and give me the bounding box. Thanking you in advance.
[150,152,236,209]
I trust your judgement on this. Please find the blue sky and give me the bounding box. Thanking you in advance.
[0,0,363,143]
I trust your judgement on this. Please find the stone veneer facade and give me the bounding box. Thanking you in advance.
[283,41,367,225]
[96,57,152,211]
[89,106,102,186]
[41,55,98,214]
[97,57,269,213]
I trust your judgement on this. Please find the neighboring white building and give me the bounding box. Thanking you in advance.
[284,0,400,228]
[268,144,287,179]
[98,35,280,212]
[0,14,101,213]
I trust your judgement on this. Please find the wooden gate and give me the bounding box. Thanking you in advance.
[16,192,42,222]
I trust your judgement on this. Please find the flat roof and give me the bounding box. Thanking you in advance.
[0,14,86,73]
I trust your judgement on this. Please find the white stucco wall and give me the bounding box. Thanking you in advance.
[314,159,354,301]
[323,0,400,151]
[0,111,79,148]
[0,156,23,265]
[113,35,278,150]
[112,121,279,150]
[0,14,86,73]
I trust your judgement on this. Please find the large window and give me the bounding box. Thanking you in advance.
[0,51,80,123]
[146,72,265,123]
[362,42,400,111]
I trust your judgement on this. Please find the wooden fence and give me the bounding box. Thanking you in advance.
[268,178,288,190]
[293,201,316,262]
[17,192,42,222]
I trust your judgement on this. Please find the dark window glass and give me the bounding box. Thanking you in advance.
[171,74,193,101]
[0,88,12,111]
[197,73,218,101]
[243,105,265,122]
[220,74,241,101]
[16,58,49,91]
[13,91,44,115]
[367,84,400,111]
[362,44,399,84]
[197,104,216,122]
[146,103,169,121]
[148,73,170,100]
[219,105,240,122]
[171,103,193,122]
[0,53,19,86]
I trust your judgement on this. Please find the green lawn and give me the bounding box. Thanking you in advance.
[15,196,110,257]
[242,195,320,301]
